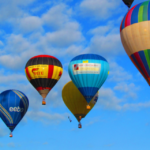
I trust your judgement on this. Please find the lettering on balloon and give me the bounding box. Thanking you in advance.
[32,68,44,75]
[73,63,101,75]
[9,107,24,112]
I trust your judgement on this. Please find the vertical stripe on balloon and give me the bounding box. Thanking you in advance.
[130,54,146,80]
[138,5,144,22]
[48,65,54,78]
[134,52,149,78]
[139,51,150,76]
[25,68,32,81]
[131,4,140,24]
[0,104,13,124]
[125,6,135,27]
[143,1,149,21]
[144,49,150,69]
[122,13,127,30]
[148,2,150,20]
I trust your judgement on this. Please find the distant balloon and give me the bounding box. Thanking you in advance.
[25,55,63,105]
[122,0,134,8]
[0,90,29,137]
[120,1,150,85]
[62,81,98,128]
[68,54,109,109]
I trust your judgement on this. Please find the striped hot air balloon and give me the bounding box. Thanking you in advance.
[68,54,109,109]
[120,1,150,85]
[0,90,29,137]
[25,55,63,105]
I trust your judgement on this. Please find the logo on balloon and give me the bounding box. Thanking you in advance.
[32,68,44,75]
[9,107,24,112]
[74,64,79,70]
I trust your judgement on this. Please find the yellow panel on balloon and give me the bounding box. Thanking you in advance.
[27,64,48,79]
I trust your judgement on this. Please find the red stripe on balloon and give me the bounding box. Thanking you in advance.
[120,19,123,32]
[48,65,54,78]
[31,55,57,59]
[125,5,137,27]
[36,87,51,91]
[134,52,149,78]
[25,67,32,80]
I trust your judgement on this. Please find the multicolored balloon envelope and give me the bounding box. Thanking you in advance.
[0,90,29,137]
[25,55,63,105]
[62,81,98,128]
[68,54,109,109]
[120,1,150,85]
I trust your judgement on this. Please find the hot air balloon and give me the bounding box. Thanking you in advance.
[68,54,109,109]
[62,81,99,128]
[122,0,134,8]
[120,1,150,86]
[0,90,29,137]
[25,55,63,105]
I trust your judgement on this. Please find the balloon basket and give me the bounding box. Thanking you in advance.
[42,99,46,105]
[78,123,82,128]
[9,133,13,138]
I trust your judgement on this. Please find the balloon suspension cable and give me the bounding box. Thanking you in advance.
[79,116,82,121]
[9,132,13,138]
[78,122,82,129]
[68,116,72,122]
[42,98,46,105]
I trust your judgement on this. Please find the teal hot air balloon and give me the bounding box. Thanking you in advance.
[68,54,109,109]
[0,90,29,137]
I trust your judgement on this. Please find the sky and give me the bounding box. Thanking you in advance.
[0,0,150,149]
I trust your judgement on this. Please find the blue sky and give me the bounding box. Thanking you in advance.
[0,0,150,149]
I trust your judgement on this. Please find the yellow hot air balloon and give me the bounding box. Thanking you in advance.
[62,81,98,128]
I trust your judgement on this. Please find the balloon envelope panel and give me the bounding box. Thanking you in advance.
[68,54,109,103]
[62,81,98,121]
[0,90,29,132]
[120,1,150,85]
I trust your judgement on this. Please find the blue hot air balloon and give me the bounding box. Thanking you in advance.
[68,54,109,109]
[0,90,29,137]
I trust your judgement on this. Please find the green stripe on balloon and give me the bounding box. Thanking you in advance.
[138,5,144,22]
[144,49,150,69]
[143,2,148,21]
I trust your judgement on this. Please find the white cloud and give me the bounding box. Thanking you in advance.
[27,111,69,125]
[42,4,72,29]
[86,33,123,58]
[0,0,35,21]
[122,101,150,111]
[114,82,140,99]
[97,87,122,110]
[108,62,132,82]
[7,142,15,148]
[17,16,43,33]
[79,0,121,19]
[0,73,26,84]
[0,128,8,137]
